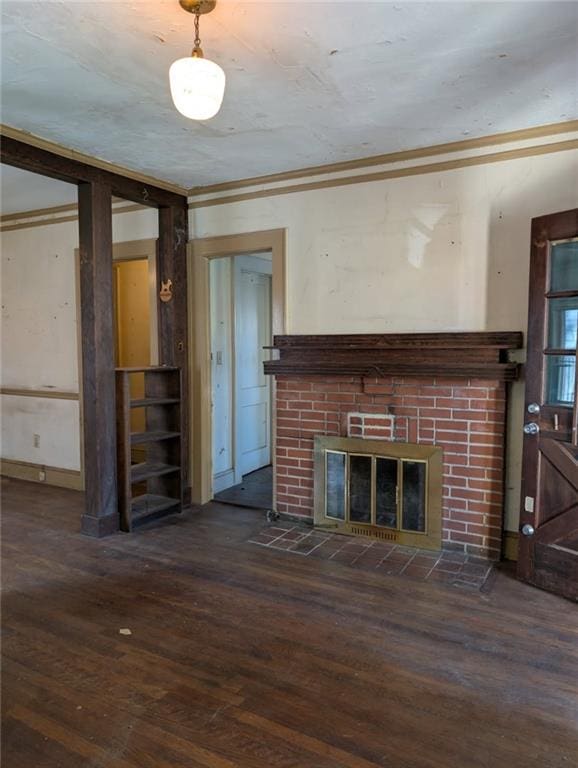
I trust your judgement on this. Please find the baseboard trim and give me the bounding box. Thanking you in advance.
[0,458,83,491]
[503,530,519,562]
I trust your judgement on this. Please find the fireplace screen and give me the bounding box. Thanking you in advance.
[314,436,442,550]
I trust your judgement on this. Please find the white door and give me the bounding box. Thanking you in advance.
[234,255,272,479]
[209,257,235,494]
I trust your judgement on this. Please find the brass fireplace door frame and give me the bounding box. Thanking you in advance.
[313,436,443,551]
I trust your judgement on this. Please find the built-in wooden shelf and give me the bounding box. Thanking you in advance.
[116,366,184,532]
[130,461,180,484]
[131,494,181,522]
[130,430,181,446]
[130,397,180,408]
[264,332,523,381]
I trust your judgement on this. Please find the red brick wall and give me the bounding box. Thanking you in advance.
[275,375,507,560]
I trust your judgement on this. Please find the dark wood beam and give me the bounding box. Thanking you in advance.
[1,133,192,533]
[157,204,190,501]
[1,135,184,208]
[78,182,118,537]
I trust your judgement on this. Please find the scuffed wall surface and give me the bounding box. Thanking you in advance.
[1,225,80,391]
[1,221,81,470]
[190,148,578,531]
[1,397,80,471]
[1,208,159,473]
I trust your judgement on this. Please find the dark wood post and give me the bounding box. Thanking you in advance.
[78,182,119,536]
[1,134,191,530]
[157,204,190,503]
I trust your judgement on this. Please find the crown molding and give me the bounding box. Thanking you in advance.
[2,119,576,211]
[0,124,188,197]
[0,196,133,224]
[0,200,148,233]
[1,201,79,223]
[188,119,578,198]
[189,137,578,210]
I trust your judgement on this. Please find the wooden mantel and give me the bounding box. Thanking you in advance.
[264,332,523,381]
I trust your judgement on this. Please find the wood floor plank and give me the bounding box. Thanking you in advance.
[2,478,577,768]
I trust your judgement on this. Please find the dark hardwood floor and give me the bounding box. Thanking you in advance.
[2,477,577,768]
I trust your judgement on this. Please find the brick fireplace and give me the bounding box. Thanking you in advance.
[265,333,522,561]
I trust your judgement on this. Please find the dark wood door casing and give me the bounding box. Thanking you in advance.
[518,208,578,599]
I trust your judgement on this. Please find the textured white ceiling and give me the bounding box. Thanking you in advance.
[1,1,577,190]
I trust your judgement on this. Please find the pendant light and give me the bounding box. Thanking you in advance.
[170,0,225,121]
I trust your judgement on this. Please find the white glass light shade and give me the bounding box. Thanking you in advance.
[169,56,225,120]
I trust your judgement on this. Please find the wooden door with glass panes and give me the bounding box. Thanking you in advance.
[518,209,578,601]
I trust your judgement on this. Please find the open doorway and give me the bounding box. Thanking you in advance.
[189,228,285,507]
[111,243,157,463]
[210,253,273,510]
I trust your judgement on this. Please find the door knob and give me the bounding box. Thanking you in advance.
[527,403,540,415]
[523,422,539,435]
[521,523,535,536]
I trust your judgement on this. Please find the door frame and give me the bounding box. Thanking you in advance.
[111,239,160,366]
[75,238,159,490]
[518,208,578,597]
[188,229,286,505]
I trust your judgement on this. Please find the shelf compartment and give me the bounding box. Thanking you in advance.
[131,461,180,484]
[130,397,180,408]
[117,366,184,533]
[131,493,181,522]
[130,430,180,446]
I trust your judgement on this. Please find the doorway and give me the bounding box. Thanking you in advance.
[188,228,286,507]
[113,257,151,462]
[210,253,273,509]
[111,241,158,465]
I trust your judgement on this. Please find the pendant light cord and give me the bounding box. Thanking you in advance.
[193,11,202,54]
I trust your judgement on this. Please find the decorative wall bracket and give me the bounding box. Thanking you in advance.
[160,279,173,303]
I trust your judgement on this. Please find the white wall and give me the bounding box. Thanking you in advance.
[190,147,578,530]
[0,207,158,474]
[1,220,81,470]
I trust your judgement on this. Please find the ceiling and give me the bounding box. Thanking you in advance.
[1,1,577,191]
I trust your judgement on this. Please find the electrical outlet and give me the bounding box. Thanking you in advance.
[33,433,40,448]
[38,470,46,482]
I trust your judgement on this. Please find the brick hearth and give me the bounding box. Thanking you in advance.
[275,375,507,560]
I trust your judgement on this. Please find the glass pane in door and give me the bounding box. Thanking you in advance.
[326,451,346,520]
[375,457,397,528]
[349,454,372,523]
[550,240,578,292]
[545,355,576,406]
[548,297,578,350]
[401,461,426,532]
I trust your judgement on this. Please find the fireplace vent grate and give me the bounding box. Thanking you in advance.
[349,525,398,541]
